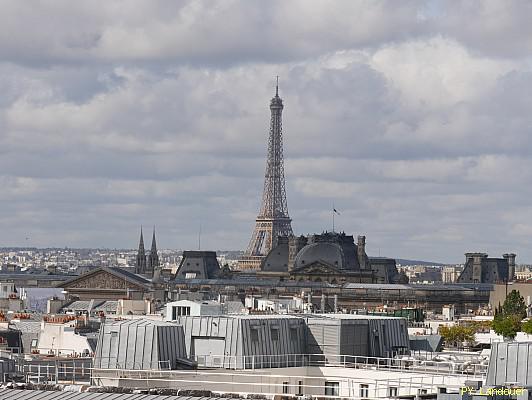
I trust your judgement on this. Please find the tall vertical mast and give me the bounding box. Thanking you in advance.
[239,80,293,270]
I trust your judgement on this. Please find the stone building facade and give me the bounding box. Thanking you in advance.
[457,252,516,284]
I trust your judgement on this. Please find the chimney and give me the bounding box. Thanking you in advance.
[503,253,516,282]
[357,236,367,269]
[465,252,486,282]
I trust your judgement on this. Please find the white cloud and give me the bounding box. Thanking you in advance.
[370,36,515,110]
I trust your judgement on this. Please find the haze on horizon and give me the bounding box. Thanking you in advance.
[1,1,532,264]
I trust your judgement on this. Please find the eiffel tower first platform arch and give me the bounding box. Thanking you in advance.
[239,81,293,270]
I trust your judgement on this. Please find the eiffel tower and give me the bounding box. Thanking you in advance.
[239,79,293,270]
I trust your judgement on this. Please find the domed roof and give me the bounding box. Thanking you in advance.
[261,241,289,272]
[294,242,345,270]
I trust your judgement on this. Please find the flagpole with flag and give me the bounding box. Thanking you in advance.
[332,204,340,232]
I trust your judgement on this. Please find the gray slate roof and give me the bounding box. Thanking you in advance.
[9,321,41,334]
[107,267,151,285]
[224,301,244,314]
[0,389,237,400]
[92,301,118,313]
[61,300,118,314]
[64,300,93,311]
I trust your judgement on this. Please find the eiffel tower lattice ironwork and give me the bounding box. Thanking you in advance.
[239,80,293,270]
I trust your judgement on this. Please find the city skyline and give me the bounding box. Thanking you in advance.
[1,1,532,263]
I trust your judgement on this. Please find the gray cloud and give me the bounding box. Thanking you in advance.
[434,0,532,58]
[0,1,427,66]
[1,1,532,263]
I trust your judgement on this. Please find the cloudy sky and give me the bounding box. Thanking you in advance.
[1,1,532,263]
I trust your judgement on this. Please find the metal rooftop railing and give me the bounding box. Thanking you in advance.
[90,352,487,377]
[186,353,487,377]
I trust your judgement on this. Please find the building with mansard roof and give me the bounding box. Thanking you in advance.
[174,251,222,280]
[259,232,407,284]
[457,252,516,284]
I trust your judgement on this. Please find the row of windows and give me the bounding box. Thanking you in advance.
[282,381,399,398]
[250,327,299,342]
[327,382,398,398]
[171,306,191,319]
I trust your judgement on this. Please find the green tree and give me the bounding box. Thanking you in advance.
[439,325,475,348]
[492,290,527,339]
[502,290,527,319]
[522,319,532,335]
[492,314,522,339]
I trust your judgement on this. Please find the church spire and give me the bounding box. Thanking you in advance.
[151,226,157,254]
[147,226,160,277]
[135,226,147,274]
[139,226,144,248]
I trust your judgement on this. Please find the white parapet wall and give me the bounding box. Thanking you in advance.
[91,364,476,399]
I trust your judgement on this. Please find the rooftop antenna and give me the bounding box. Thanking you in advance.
[276,75,279,96]
[198,224,202,250]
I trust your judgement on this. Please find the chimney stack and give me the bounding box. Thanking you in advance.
[503,253,516,282]
[357,236,367,269]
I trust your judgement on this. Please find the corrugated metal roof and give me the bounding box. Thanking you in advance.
[0,389,236,400]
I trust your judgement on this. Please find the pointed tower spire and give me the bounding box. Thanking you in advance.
[147,226,159,277]
[275,75,279,97]
[135,226,147,274]
[151,226,157,253]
